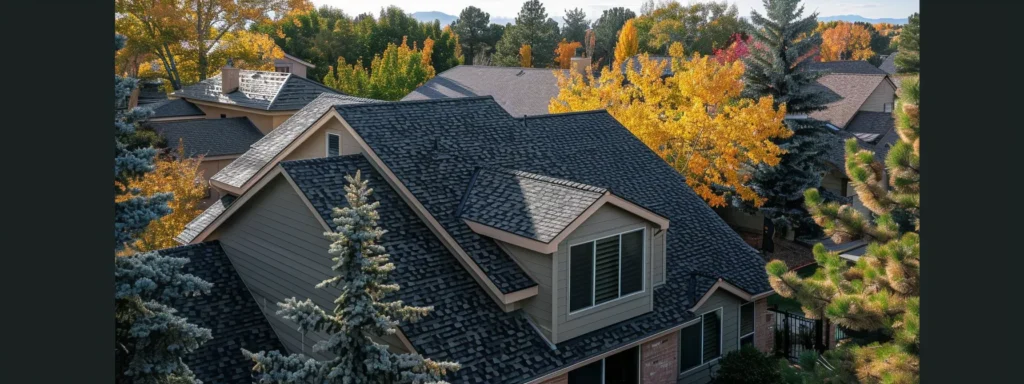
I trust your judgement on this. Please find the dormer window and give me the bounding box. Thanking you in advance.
[569,228,645,313]
[327,133,340,157]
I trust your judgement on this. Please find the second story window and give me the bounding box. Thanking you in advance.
[276,66,290,73]
[569,228,645,313]
[327,133,340,157]
[883,103,894,112]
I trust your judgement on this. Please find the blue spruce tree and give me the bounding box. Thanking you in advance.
[243,171,459,383]
[738,0,836,235]
[114,34,213,384]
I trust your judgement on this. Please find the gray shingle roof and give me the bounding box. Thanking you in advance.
[175,195,235,244]
[846,111,896,144]
[208,93,380,189]
[148,98,205,119]
[158,241,284,383]
[879,54,897,75]
[808,60,889,75]
[825,111,897,167]
[459,168,607,243]
[281,154,729,384]
[808,74,885,128]
[402,65,567,117]
[149,117,265,158]
[172,70,347,111]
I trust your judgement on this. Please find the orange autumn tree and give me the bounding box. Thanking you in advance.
[554,39,583,69]
[614,18,639,63]
[551,43,791,207]
[820,22,874,61]
[117,143,207,253]
[519,44,533,67]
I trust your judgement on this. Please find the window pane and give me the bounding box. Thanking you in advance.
[567,359,602,384]
[740,303,754,336]
[703,311,721,361]
[569,243,594,312]
[327,134,340,157]
[740,334,755,347]
[604,346,639,384]
[619,230,643,295]
[679,323,702,372]
[594,236,620,304]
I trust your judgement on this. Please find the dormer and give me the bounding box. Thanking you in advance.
[459,168,669,343]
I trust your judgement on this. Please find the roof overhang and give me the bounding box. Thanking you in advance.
[186,98,297,116]
[689,278,774,311]
[464,192,670,254]
[147,115,207,123]
[282,53,316,68]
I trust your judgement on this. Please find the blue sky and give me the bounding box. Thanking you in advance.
[312,0,918,22]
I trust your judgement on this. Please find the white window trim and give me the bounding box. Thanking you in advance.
[738,302,755,349]
[679,307,724,376]
[326,132,341,157]
[567,228,647,316]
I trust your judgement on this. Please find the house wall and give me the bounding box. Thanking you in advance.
[211,175,407,359]
[197,158,237,184]
[753,297,774,354]
[500,242,555,340]
[274,58,309,78]
[678,289,745,384]
[193,104,286,134]
[651,229,666,287]
[553,204,655,343]
[820,171,847,197]
[714,206,764,233]
[859,80,897,112]
[286,118,362,161]
[641,331,678,383]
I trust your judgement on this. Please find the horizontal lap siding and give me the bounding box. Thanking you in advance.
[555,205,654,343]
[860,81,896,112]
[678,290,744,384]
[503,243,555,338]
[213,176,341,360]
[652,230,665,286]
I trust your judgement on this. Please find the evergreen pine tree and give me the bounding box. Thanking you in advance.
[560,8,590,44]
[767,76,920,383]
[243,171,459,383]
[895,13,919,75]
[453,6,491,65]
[493,0,559,67]
[738,0,834,234]
[114,34,213,384]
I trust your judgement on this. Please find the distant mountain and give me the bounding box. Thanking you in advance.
[412,11,457,26]
[410,11,516,26]
[819,15,908,25]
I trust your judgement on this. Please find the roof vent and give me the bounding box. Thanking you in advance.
[515,70,526,76]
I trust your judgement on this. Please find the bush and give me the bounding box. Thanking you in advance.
[715,346,784,384]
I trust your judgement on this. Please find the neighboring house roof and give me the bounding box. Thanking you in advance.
[282,52,316,68]
[459,167,608,243]
[150,117,265,158]
[158,241,285,383]
[280,154,751,384]
[148,98,206,119]
[620,55,674,77]
[846,111,896,144]
[879,54,897,75]
[171,70,343,111]
[401,65,567,117]
[808,74,885,129]
[176,195,235,244]
[137,80,169,106]
[808,60,889,75]
[208,93,380,191]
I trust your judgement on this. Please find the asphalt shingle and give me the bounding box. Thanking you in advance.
[148,98,205,119]
[808,74,885,128]
[402,66,567,117]
[172,70,348,111]
[176,195,235,244]
[846,111,896,144]
[808,60,890,75]
[149,117,265,158]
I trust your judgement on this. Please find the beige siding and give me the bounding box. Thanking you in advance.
[651,230,665,286]
[197,158,236,184]
[859,80,897,112]
[553,204,654,343]
[501,242,555,339]
[820,171,846,196]
[193,104,285,134]
[678,290,745,384]
[286,118,362,161]
[714,206,764,233]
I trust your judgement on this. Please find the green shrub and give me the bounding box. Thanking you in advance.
[715,346,784,384]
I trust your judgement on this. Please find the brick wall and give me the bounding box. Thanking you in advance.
[641,331,678,384]
[538,373,567,384]
[754,297,774,354]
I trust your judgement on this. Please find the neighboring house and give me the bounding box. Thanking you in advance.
[402,65,569,117]
[168,96,777,383]
[145,99,206,122]
[273,52,316,79]
[147,117,265,185]
[879,54,897,75]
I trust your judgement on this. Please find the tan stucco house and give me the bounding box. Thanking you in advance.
[273,52,316,79]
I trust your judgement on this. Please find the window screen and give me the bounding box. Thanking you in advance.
[679,322,702,372]
[702,311,721,361]
[594,236,620,305]
[569,243,594,312]
[327,133,340,157]
[619,230,643,295]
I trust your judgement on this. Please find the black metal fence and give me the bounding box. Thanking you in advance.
[772,308,822,359]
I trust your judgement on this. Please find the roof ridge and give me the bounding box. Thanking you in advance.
[486,167,607,193]
[336,95,497,109]
[264,72,291,107]
[520,109,611,119]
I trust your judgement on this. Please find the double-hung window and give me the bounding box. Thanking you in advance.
[327,133,340,157]
[739,302,755,347]
[567,346,639,384]
[568,228,645,313]
[679,309,723,374]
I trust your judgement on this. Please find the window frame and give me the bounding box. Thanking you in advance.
[679,307,724,376]
[326,132,341,157]
[738,302,755,348]
[567,227,647,316]
[567,345,641,384]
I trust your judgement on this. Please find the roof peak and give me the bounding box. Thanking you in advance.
[481,167,608,194]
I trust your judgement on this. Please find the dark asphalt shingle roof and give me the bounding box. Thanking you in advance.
[281,154,729,384]
[808,74,885,129]
[208,93,380,190]
[148,98,206,119]
[846,111,896,144]
[149,117,265,158]
[808,60,889,75]
[158,241,284,383]
[402,66,567,117]
[879,54,897,75]
[172,70,345,111]
[459,167,607,243]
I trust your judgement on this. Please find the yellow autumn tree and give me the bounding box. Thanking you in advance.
[554,39,583,69]
[322,37,434,101]
[520,44,533,68]
[614,18,639,63]
[116,144,207,253]
[820,22,875,61]
[551,43,791,207]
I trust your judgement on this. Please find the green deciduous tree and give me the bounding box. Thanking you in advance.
[323,38,434,101]
[895,13,919,74]
[493,0,560,67]
[634,1,743,56]
[243,171,459,383]
[767,77,921,383]
[453,6,491,65]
